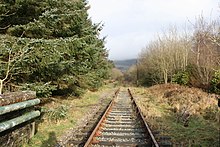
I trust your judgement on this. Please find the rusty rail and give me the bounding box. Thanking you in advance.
[83,88,120,146]
[84,88,160,147]
[128,88,159,147]
[83,99,115,146]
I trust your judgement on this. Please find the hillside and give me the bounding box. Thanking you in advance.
[113,59,137,72]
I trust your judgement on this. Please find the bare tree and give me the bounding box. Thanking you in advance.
[138,26,191,85]
[190,15,220,88]
[0,36,30,94]
[137,15,219,88]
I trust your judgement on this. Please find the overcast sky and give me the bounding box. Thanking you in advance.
[88,0,219,60]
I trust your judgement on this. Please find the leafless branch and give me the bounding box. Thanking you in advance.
[0,24,11,30]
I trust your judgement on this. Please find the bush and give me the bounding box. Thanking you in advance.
[210,70,220,94]
[46,105,69,122]
[21,82,57,97]
[202,106,219,121]
[172,71,189,85]
[7,25,25,37]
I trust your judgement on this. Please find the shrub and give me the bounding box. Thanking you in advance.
[172,71,189,85]
[210,70,220,94]
[7,25,25,37]
[21,82,57,97]
[46,105,69,122]
[202,106,219,122]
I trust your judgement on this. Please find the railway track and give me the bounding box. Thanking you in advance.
[63,89,119,147]
[84,89,160,147]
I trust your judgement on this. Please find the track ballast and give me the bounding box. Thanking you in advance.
[84,89,160,147]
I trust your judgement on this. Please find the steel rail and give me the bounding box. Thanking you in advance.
[83,88,120,146]
[84,88,160,147]
[128,88,160,147]
[83,98,115,147]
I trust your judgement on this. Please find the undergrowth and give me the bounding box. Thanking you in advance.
[133,84,219,146]
[23,84,115,147]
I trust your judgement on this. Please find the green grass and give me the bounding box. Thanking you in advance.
[23,85,114,147]
[167,116,219,146]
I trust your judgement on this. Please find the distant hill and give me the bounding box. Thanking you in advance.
[113,59,137,72]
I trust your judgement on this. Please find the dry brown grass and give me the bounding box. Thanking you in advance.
[132,84,219,146]
[148,84,218,120]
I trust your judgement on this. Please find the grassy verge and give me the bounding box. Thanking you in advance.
[24,84,115,147]
[132,84,219,146]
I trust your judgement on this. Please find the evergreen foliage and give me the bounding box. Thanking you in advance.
[210,70,220,94]
[0,0,47,33]
[172,71,189,85]
[0,0,111,97]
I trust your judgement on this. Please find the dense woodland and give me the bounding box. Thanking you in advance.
[0,0,219,97]
[0,0,111,96]
[124,16,220,94]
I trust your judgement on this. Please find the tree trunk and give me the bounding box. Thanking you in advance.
[0,80,3,94]
[163,69,168,84]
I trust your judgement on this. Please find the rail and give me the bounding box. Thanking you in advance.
[84,88,160,146]
[128,88,159,147]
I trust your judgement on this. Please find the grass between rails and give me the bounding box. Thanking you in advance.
[24,84,115,147]
[132,84,219,146]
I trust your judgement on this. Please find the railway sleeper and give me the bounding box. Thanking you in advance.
[95,137,150,142]
[109,113,132,116]
[106,118,134,121]
[103,125,145,128]
[92,140,152,147]
[101,129,147,133]
[112,107,132,109]
[111,107,132,109]
[100,132,148,136]
[106,115,134,118]
[94,134,148,139]
[104,121,140,125]
[107,114,135,117]
[108,113,133,116]
[109,110,132,113]
[91,141,152,147]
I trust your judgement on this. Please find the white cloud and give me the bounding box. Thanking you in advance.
[88,0,219,60]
